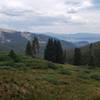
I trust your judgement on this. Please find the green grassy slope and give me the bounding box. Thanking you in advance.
[0,52,100,100]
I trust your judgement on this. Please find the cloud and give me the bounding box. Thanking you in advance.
[0,0,99,33]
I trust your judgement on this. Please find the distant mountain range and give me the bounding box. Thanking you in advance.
[0,28,100,53]
[0,28,75,53]
[44,33,100,43]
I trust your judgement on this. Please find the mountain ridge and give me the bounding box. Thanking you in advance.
[0,28,76,53]
[43,33,100,43]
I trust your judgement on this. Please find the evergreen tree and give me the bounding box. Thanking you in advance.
[88,44,95,67]
[63,49,67,63]
[54,40,64,64]
[32,39,36,57]
[34,36,40,54]
[32,36,40,57]
[44,38,64,64]
[74,48,81,65]
[25,41,32,57]
[8,50,19,62]
[44,38,54,61]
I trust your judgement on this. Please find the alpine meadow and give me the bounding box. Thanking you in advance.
[0,0,100,100]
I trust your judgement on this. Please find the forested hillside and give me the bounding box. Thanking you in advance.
[65,41,100,67]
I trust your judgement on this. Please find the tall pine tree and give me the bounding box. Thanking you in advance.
[44,38,54,61]
[32,36,40,57]
[44,38,64,64]
[25,41,32,57]
[34,36,40,54]
[63,49,67,63]
[74,48,81,65]
[88,43,95,67]
[54,39,64,64]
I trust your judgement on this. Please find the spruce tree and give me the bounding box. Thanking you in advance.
[63,49,67,63]
[25,41,32,57]
[32,39,36,57]
[34,36,40,54]
[44,38,64,64]
[54,40,64,64]
[88,44,95,67]
[44,38,54,61]
[9,50,19,62]
[44,38,49,60]
[74,48,81,65]
[32,36,40,57]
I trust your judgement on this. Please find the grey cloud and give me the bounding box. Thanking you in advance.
[0,0,99,33]
[0,13,71,30]
[65,1,81,14]
[67,8,78,14]
[0,8,32,16]
[17,15,69,26]
[65,1,80,6]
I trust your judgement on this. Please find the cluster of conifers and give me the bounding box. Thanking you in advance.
[25,36,95,66]
[25,37,65,64]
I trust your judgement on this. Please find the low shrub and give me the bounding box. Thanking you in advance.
[44,75,67,85]
[0,55,11,61]
[24,61,48,69]
[47,62,58,70]
[91,74,100,81]
[59,69,71,75]
[93,96,100,100]
[79,74,90,80]
[84,70,91,74]
[14,63,25,67]
[0,61,14,66]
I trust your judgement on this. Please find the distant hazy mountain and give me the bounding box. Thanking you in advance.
[44,33,100,43]
[1,28,99,53]
[0,28,75,53]
[75,41,89,47]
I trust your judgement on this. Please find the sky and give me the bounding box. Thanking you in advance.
[0,0,100,34]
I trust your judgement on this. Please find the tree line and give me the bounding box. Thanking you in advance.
[9,36,98,67]
[44,38,65,64]
[73,44,95,67]
[25,37,66,64]
[25,36,96,66]
[25,36,40,58]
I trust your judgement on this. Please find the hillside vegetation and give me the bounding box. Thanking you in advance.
[0,52,100,100]
[81,41,100,66]
[65,41,100,66]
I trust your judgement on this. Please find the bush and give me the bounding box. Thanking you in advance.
[79,74,89,80]
[84,70,91,74]
[91,74,100,81]
[14,63,25,67]
[8,50,21,62]
[0,61,14,66]
[24,59,48,69]
[44,75,67,85]
[93,96,100,100]
[47,62,58,70]
[59,69,71,75]
[0,55,12,61]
